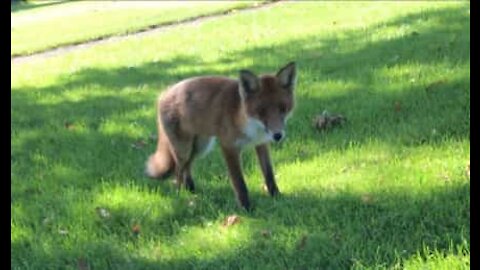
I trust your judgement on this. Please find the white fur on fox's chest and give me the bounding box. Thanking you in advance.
[197,118,269,157]
[235,117,272,147]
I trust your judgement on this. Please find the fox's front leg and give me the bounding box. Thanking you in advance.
[220,145,251,211]
[255,144,280,196]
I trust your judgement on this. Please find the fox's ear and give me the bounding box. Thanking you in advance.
[239,69,259,97]
[276,61,297,90]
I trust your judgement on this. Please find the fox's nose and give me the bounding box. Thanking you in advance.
[273,132,283,142]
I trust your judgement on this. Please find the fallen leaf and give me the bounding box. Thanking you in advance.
[64,121,75,130]
[313,111,347,131]
[132,224,141,235]
[223,215,240,227]
[131,140,147,149]
[42,217,51,225]
[77,258,90,270]
[394,101,402,112]
[261,230,272,238]
[361,194,374,204]
[425,79,447,93]
[95,207,110,218]
[297,234,308,250]
[152,246,162,258]
[313,115,328,130]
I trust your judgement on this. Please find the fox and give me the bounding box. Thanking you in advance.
[145,62,297,210]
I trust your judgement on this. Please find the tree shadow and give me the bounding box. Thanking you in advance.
[160,182,469,269]
[11,3,469,269]
[219,3,469,73]
[11,182,469,269]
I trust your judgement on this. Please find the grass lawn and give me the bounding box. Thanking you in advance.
[11,0,262,57]
[11,1,470,269]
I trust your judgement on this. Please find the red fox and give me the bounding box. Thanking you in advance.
[146,62,297,210]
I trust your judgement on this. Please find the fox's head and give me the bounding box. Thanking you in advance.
[238,62,297,143]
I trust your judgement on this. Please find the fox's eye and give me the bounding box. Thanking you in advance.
[279,104,287,114]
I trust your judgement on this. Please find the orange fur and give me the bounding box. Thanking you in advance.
[146,62,297,210]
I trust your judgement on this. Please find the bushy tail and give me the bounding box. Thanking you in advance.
[145,122,175,180]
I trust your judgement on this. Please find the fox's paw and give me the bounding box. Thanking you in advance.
[263,184,280,197]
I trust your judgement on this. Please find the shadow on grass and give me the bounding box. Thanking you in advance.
[11,183,469,269]
[11,3,469,269]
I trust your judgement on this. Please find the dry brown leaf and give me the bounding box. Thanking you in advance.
[426,79,447,92]
[361,194,374,204]
[313,115,328,130]
[64,121,75,130]
[313,111,346,131]
[132,224,141,235]
[42,217,51,226]
[77,258,90,270]
[131,140,147,149]
[261,230,272,238]
[394,101,402,112]
[223,215,240,227]
[297,234,308,250]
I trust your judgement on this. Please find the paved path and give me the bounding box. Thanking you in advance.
[12,0,282,64]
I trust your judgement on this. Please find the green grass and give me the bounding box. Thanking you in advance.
[11,1,470,269]
[11,0,261,57]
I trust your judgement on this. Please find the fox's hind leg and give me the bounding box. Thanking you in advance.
[168,135,195,193]
[161,114,215,193]
[182,159,195,193]
[180,136,215,192]
[160,119,195,194]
